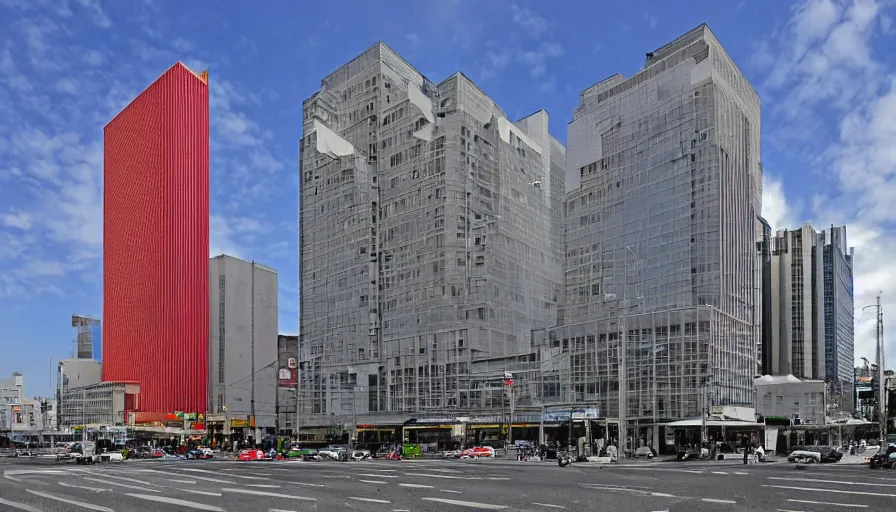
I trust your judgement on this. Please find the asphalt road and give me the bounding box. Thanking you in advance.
[0,456,893,511]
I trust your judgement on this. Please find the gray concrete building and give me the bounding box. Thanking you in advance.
[769,224,854,409]
[299,42,565,426]
[209,255,278,435]
[770,224,826,379]
[276,334,299,434]
[556,24,762,449]
[0,372,25,431]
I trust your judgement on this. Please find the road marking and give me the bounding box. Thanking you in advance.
[734,472,749,475]
[702,498,737,504]
[222,488,316,500]
[399,483,434,488]
[406,472,468,479]
[25,489,113,511]
[180,468,268,480]
[58,481,111,493]
[3,474,22,483]
[422,497,508,509]
[358,479,386,484]
[134,469,235,484]
[763,484,896,498]
[786,499,868,508]
[651,492,677,497]
[126,493,224,511]
[167,478,197,484]
[177,488,222,496]
[0,497,42,512]
[359,473,398,478]
[711,471,729,475]
[486,477,511,480]
[769,476,896,488]
[93,473,162,487]
[246,484,282,488]
[349,497,391,503]
[82,476,160,493]
[283,480,326,487]
[533,503,565,509]
[609,466,704,474]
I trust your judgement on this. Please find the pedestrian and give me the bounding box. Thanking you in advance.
[742,436,749,465]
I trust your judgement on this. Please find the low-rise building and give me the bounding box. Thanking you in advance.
[59,382,140,428]
[755,374,827,426]
[0,372,25,431]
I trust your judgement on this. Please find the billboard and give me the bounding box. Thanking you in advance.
[278,365,298,387]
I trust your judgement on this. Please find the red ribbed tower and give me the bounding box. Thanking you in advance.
[103,62,209,416]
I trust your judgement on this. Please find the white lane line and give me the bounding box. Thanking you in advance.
[222,488,316,500]
[769,476,896,488]
[25,489,113,512]
[246,484,282,488]
[177,488,222,496]
[284,480,326,487]
[133,469,235,484]
[763,484,896,498]
[359,479,387,484]
[734,472,749,475]
[125,493,224,511]
[486,477,510,480]
[441,489,463,493]
[82,476,159,493]
[92,473,162,487]
[651,492,677,497]
[422,497,508,509]
[610,466,704,474]
[58,481,111,493]
[167,478,197,484]
[405,472,468,479]
[399,483,434,489]
[711,471,729,475]
[358,473,398,478]
[0,497,42,512]
[3,474,23,483]
[393,510,411,512]
[533,503,565,509]
[349,497,391,503]
[180,468,268,480]
[702,498,737,504]
[786,499,868,508]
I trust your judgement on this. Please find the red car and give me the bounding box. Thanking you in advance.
[454,446,496,459]
[151,449,165,458]
[238,449,270,461]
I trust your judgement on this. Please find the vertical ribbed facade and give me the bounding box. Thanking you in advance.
[103,62,210,415]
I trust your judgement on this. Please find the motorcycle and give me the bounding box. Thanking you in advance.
[557,450,572,467]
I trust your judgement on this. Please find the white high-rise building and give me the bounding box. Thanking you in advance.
[298,42,565,425]
[555,24,762,448]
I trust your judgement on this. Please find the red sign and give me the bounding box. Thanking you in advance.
[278,367,298,387]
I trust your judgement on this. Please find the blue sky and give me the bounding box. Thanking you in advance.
[1,0,894,398]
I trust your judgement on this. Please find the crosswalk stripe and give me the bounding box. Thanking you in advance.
[25,489,114,511]
[0,497,42,512]
[125,493,225,511]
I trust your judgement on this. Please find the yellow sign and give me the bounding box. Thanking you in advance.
[231,419,248,428]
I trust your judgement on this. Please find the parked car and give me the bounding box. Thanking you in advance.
[787,445,842,464]
[869,445,896,469]
[187,447,214,460]
[318,445,346,460]
[238,449,270,461]
[455,446,496,459]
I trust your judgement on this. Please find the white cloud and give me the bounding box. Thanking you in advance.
[758,0,896,367]
[478,50,511,81]
[209,214,243,259]
[761,174,798,231]
[518,42,564,79]
[1,210,31,230]
[510,4,548,38]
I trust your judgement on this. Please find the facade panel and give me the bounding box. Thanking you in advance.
[103,62,210,415]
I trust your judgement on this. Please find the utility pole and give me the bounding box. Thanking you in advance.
[250,260,256,442]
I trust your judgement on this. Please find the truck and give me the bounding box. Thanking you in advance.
[72,441,98,464]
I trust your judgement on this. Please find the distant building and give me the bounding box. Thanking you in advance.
[0,373,25,431]
[57,359,102,428]
[208,255,278,436]
[754,374,826,426]
[276,334,299,434]
[103,62,210,416]
[58,382,140,428]
[768,224,855,410]
[73,315,102,361]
